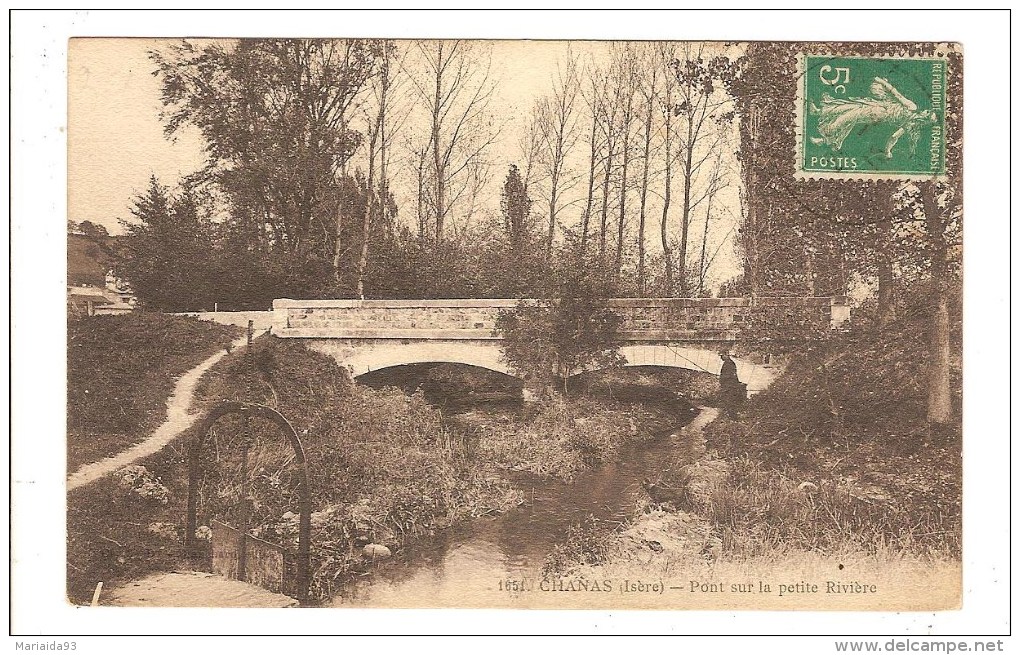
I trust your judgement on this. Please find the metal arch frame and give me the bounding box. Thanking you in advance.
[185,401,312,602]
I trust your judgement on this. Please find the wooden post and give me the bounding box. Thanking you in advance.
[238,433,250,583]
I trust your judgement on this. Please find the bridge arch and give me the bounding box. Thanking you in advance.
[307,340,514,379]
[306,339,777,396]
[608,344,777,395]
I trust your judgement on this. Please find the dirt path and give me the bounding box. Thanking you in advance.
[684,405,720,434]
[102,570,298,607]
[67,332,256,492]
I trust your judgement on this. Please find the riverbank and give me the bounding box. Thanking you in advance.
[68,334,692,604]
[538,402,960,610]
[542,311,962,610]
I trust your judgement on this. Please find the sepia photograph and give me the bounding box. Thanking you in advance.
[9,8,1013,645]
[61,35,964,611]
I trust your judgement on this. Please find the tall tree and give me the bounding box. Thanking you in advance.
[531,55,582,263]
[636,48,659,296]
[724,42,961,430]
[671,46,733,296]
[595,65,621,260]
[121,176,211,312]
[614,45,639,275]
[355,103,382,299]
[500,164,532,253]
[656,43,680,295]
[152,39,382,266]
[578,71,605,256]
[405,40,500,244]
[354,40,406,298]
[696,150,729,296]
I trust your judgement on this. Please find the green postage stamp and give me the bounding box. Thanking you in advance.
[798,54,949,179]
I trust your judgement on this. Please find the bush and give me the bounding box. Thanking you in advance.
[67,444,192,604]
[495,292,625,395]
[700,296,962,559]
[703,455,960,558]
[475,397,638,478]
[543,514,617,576]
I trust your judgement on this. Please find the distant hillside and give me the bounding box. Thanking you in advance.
[67,232,126,286]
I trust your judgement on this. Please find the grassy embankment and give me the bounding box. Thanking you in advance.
[67,314,240,603]
[67,313,241,472]
[67,323,673,604]
[544,301,962,609]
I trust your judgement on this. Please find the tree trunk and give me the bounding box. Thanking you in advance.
[876,252,896,329]
[332,162,349,284]
[378,55,390,235]
[660,173,674,296]
[697,186,713,296]
[616,105,632,276]
[677,121,695,297]
[356,118,379,300]
[333,202,345,283]
[740,102,762,299]
[599,142,613,260]
[927,269,952,425]
[547,176,559,262]
[874,192,897,329]
[416,151,427,240]
[637,111,652,296]
[580,112,598,255]
[432,43,445,244]
[921,183,953,427]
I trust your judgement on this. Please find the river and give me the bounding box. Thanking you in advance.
[331,368,701,607]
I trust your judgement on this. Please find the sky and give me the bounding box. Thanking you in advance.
[68,39,207,228]
[67,38,743,288]
[67,38,600,230]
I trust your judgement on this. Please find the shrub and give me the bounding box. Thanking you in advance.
[543,514,617,576]
[702,455,960,559]
[475,397,637,478]
[495,294,625,395]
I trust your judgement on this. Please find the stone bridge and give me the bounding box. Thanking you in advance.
[270,297,849,396]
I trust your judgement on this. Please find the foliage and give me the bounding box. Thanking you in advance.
[723,42,960,301]
[190,337,521,601]
[119,177,215,312]
[68,219,110,240]
[702,454,959,558]
[118,172,391,310]
[153,39,382,256]
[66,445,193,605]
[472,397,639,478]
[67,335,526,604]
[701,287,961,557]
[543,514,617,576]
[66,313,240,471]
[500,163,534,251]
[494,275,625,392]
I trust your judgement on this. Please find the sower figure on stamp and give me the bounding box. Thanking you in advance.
[718,351,744,418]
[809,77,937,160]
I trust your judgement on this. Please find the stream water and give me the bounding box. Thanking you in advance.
[330,376,701,607]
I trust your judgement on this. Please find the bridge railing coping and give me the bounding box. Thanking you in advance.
[272,297,845,310]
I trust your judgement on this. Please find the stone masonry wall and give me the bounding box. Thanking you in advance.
[273,297,847,342]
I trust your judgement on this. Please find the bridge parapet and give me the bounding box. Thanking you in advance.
[272,297,848,341]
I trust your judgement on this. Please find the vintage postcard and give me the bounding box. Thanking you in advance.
[65,37,962,612]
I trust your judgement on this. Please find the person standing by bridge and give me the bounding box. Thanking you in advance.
[719,352,744,418]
